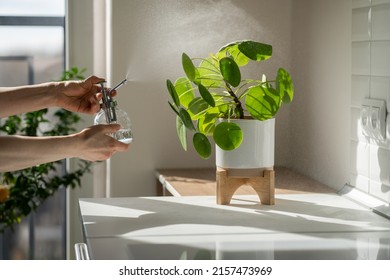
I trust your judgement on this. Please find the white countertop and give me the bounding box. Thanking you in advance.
[79,194,390,260]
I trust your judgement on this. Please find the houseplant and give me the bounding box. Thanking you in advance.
[166,40,294,163]
[0,67,91,232]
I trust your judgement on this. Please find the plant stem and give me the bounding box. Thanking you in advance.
[225,82,244,119]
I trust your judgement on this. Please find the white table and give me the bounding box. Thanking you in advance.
[79,194,390,260]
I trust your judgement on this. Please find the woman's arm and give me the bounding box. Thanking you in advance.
[0,124,129,172]
[0,76,105,118]
[0,82,57,118]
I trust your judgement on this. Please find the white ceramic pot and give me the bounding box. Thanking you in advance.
[215,118,275,169]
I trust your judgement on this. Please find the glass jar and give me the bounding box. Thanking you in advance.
[94,107,133,144]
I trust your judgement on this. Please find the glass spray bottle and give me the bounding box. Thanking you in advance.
[94,79,133,144]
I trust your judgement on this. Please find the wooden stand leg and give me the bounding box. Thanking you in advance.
[216,167,275,205]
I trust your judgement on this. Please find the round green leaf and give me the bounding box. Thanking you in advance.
[276,68,294,104]
[219,57,241,87]
[166,79,180,106]
[193,132,211,159]
[238,41,272,61]
[245,86,281,121]
[174,77,194,108]
[213,122,243,151]
[179,108,196,131]
[198,84,215,107]
[182,53,197,82]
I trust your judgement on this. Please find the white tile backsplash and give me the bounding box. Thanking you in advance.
[370,76,390,112]
[369,145,385,183]
[353,0,371,9]
[352,42,371,75]
[371,4,390,40]
[351,141,370,177]
[369,180,390,202]
[371,41,390,77]
[372,0,390,5]
[352,7,371,41]
[350,173,370,192]
[351,75,370,107]
[387,114,390,140]
[351,107,369,142]
[351,2,390,203]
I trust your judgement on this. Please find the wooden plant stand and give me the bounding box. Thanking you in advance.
[216,167,275,205]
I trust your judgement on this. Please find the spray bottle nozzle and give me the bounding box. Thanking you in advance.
[110,78,128,93]
[99,78,128,123]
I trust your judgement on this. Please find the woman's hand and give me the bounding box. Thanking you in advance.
[74,124,129,161]
[56,75,111,114]
[0,124,129,172]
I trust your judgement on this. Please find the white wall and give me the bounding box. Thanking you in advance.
[109,0,293,197]
[289,0,351,190]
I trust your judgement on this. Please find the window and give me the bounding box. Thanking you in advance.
[0,0,66,260]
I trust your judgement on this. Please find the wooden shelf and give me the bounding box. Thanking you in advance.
[155,166,335,196]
